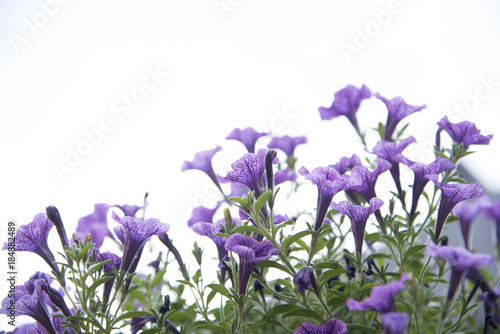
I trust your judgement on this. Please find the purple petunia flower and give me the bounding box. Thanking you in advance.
[225,233,279,294]
[437,116,493,149]
[331,198,384,257]
[332,154,362,175]
[404,157,455,222]
[454,196,491,249]
[299,165,360,231]
[182,146,223,192]
[483,200,500,248]
[226,127,269,153]
[347,273,408,313]
[1,274,57,334]
[218,149,276,198]
[76,203,112,249]
[380,312,408,334]
[114,204,142,217]
[375,93,426,140]
[187,204,220,227]
[274,167,297,185]
[113,213,170,274]
[293,266,317,295]
[319,84,371,133]
[427,242,492,301]
[350,159,392,202]
[426,175,484,240]
[371,136,416,197]
[2,213,59,276]
[293,317,348,334]
[268,135,307,158]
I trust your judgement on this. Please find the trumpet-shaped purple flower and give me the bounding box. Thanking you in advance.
[437,116,493,149]
[218,149,276,198]
[350,159,392,201]
[404,157,455,220]
[299,165,360,231]
[225,233,279,294]
[483,200,500,247]
[113,213,170,273]
[427,242,492,300]
[76,203,112,248]
[293,317,348,334]
[293,266,317,295]
[375,93,426,140]
[268,135,307,157]
[187,204,220,227]
[372,136,416,196]
[380,312,408,334]
[347,273,408,313]
[1,274,56,334]
[319,84,371,132]
[331,198,384,256]
[454,197,491,249]
[274,167,297,185]
[2,213,59,275]
[226,127,268,153]
[332,154,362,175]
[426,175,484,240]
[182,146,223,191]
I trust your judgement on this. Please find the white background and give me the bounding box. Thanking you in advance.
[1,0,500,330]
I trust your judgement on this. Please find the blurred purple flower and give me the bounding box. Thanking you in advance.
[405,157,455,221]
[182,146,223,191]
[191,218,241,262]
[187,204,220,227]
[372,136,416,196]
[2,213,59,275]
[350,159,392,202]
[293,317,348,334]
[454,196,491,249]
[319,84,371,132]
[268,135,307,157]
[427,242,492,300]
[1,274,56,334]
[375,93,426,140]
[274,168,297,185]
[347,273,408,313]
[483,200,500,248]
[293,266,317,295]
[426,175,484,240]
[331,198,384,256]
[299,165,360,231]
[76,203,112,249]
[113,213,170,273]
[437,116,493,149]
[227,127,268,153]
[218,149,276,198]
[380,312,408,334]
[332,154,362,175]
[114,204,142,217]
[225,233,279,294]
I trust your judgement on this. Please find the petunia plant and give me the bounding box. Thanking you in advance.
[3,84,499,334]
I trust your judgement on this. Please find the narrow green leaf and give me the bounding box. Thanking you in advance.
[282,308,323,322]
[264,304,301,318]
[207,283,230,297]
[282,230,314,251]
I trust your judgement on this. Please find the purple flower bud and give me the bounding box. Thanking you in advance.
[293,267,317,295]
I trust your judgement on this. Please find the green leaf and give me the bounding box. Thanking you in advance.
[206,289,217,305]
[257,260,291,275]
[281,230,314,252]
[196,324,228,333]
[347,324,378,332]
[87,276,113,296]
[318,269,348,283]
[254,191,272,212]
[312,261,343,270]
[152,269,166,286]
[405,245,426,260]
[231,225,263,235]
[86,260,110,275]
[312,238,328,254]
[264,304,301,318]
[114,311,152,323]
[207,283,231,297]
[282,308,323,322]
